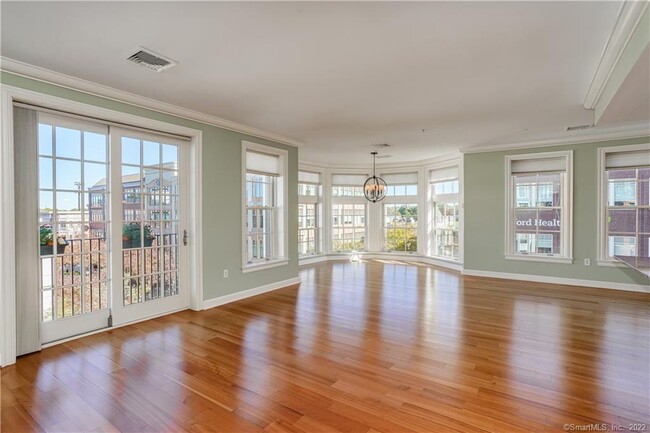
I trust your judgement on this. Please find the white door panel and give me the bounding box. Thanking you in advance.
[109,128,189,325]
[38,114,111,344]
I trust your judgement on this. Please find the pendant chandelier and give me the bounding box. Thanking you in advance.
[363,151,387,202]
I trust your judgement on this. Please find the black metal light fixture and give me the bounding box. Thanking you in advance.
[363,151,387,202]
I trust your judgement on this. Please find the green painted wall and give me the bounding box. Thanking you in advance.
[464,136,650,287]
[1,72,299,302]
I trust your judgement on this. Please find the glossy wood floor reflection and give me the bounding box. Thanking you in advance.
[2,260,649,433]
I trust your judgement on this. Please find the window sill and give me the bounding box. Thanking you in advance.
[299,253,324,258]
[242,259,289,274]
[505,255,573,264]
[382,251,419,256]
[597,260,625,267]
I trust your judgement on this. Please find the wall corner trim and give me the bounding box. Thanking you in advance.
[462,269,649,293]
[202,277,301,310]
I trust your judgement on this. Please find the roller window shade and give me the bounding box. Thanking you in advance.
[381,172,418,184]
[510,157,566,174]
[430,166,459,182]
[332,174,368,186]
[605,149,650,170]
[299,170,321,184]
[246,150,280,176]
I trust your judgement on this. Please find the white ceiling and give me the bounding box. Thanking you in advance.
[0,1,641,165]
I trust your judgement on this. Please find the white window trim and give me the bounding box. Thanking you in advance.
[382,200,419,253]
[597,143,650,266]
[330,199,368,252]
[241,141,289,272]
[241,258,290,274]
[426,159,463,262]
[504,150,573,264]
[298,182,321,257]
[299,164,327,257]
[329,169,369,252]
[378,172,419,252]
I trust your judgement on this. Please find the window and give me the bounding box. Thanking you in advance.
[298,170,321,256]
[243,143,288,270]
[245,173,275,262]
[599,145,650,261]
[506,151,573,262]
[332,204,365,252]
[331,173,367,252]
[381,173,418,252]
[384,204,417,252]
[430,166,460,260]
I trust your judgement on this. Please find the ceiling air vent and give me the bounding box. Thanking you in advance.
[565,123,595,132]
[126,47,177,72]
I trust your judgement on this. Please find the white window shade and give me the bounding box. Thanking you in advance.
[511,157,566,174]
[332,173,368,186]
[381,172,418,184]
[430,166,459,182]
[247,151,281,176]
[605,149,650,169]
[299,170,321,184]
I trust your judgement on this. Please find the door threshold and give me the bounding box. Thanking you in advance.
[40,306,189,349]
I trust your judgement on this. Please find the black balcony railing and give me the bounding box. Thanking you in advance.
[43,233,178,252]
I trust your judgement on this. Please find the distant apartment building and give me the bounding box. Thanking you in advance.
[88,162,179,239]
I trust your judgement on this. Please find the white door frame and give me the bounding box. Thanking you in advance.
[0,84,204,366]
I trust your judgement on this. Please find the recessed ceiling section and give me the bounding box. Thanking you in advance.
[0,1,635,164]
[597,44,650,127]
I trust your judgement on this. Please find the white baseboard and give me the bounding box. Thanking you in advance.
[299,256,645,293]
[299,253,463,272]
[202,276,302,310]
[298,255,329,266]
[404,255,464,272]
[361,253,464,272]
[463,269,649,293]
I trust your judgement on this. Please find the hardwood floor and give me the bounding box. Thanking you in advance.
[2,259,649,433]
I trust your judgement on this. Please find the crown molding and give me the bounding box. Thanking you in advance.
[299,151,462,170]
[460,124,650,154]
[583,0,649,109]
[0,57,303,148]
